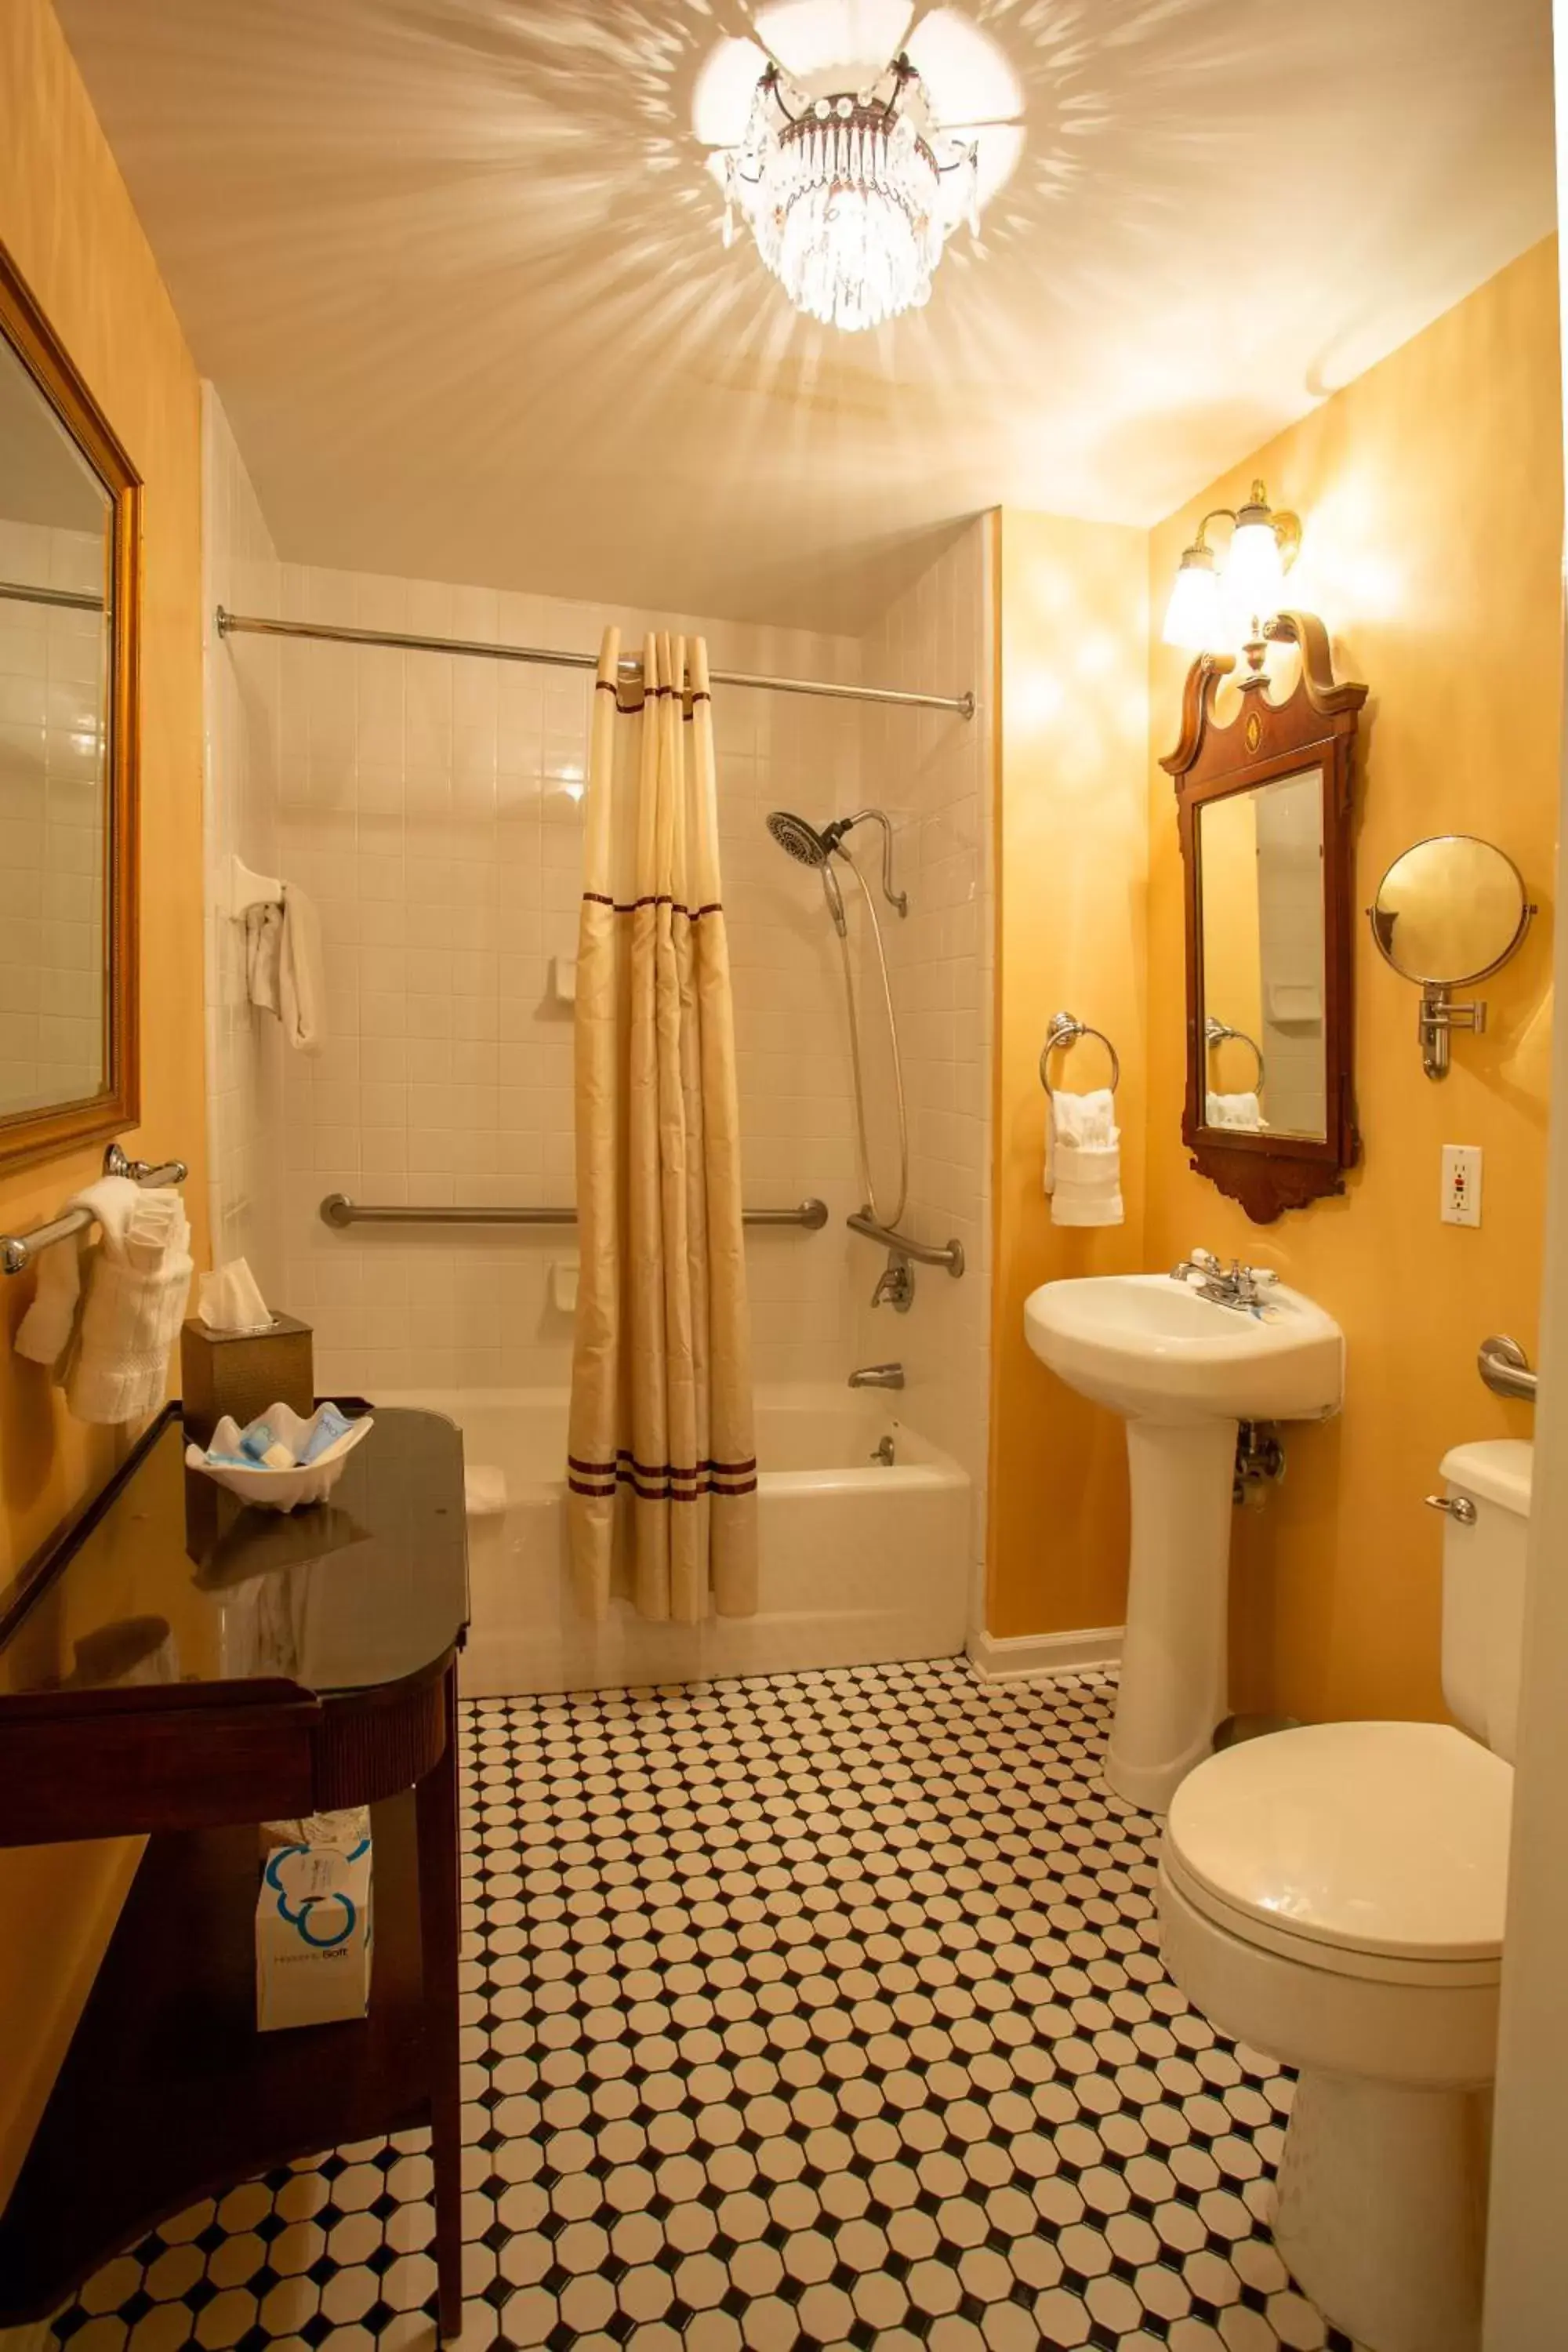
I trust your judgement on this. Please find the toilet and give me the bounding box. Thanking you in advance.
[1158,1440,1529,2352]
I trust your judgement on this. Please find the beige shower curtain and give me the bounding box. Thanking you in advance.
[568,628,758,1624]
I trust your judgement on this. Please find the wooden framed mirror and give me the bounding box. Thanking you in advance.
[1161,612,1367,1222]
[0,238,140,1173]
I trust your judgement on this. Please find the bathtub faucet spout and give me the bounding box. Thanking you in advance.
[849,1363,905,1390]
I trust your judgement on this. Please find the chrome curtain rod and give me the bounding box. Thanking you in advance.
[321,1193,829,1232]
[216,607,975,720]
[2,1145,189,1276]
[0,579,105,615]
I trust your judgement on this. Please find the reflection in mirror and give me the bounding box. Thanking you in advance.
[1199,768,1326,1142]
[0,328,113,1120]
[1369,836,1531,984]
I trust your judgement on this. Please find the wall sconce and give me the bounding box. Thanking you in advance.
[1162,481,1302,655]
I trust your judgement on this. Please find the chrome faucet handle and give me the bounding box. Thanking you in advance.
[1243,1266,1279,1289]
[1191,1247,1223,1272]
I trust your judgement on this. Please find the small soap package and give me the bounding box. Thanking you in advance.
[256,1809,373,2031]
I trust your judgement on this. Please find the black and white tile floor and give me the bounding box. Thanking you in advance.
[49,1661,1360,2352]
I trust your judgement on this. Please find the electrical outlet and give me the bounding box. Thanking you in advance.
[1441,1144,1483,1227]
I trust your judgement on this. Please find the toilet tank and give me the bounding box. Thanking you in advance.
[1440,1439,1534,1761]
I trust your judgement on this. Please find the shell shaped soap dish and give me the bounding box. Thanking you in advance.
[185,1402,373,1512]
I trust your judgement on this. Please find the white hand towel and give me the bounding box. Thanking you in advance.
[1046,1087,1123,1228]
[13,1174,191,1424]
[14,1176,141,1367]
[245,902,283,1014]
[245,886,325,1054]
[279,883,325,1053]
[1205,1090,1263,1130]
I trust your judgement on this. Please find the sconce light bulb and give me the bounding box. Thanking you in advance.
[1162,543,1225,651]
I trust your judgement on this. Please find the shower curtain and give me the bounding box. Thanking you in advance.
[568,628,758,1624]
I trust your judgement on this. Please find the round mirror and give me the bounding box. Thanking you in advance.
[1368,835,1533,985]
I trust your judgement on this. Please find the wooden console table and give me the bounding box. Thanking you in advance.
[0,1405,470,2337]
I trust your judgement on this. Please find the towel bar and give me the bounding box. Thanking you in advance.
[1040,1010,1120,1097]
[2,1145,190,1276]
[320,1193,829,1232]
[1204,1014,1267,1089]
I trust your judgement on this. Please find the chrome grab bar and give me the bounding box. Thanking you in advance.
[1478,1334,1537,1403]
[2,1143,191,1276]
[845,1207,964,1278]
[320,1193,829,1232]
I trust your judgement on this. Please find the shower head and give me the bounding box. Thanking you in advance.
[766,809,835,868]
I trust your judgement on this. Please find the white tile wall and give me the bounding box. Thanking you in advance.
[0,521,108,1113]
[202,387,287,1290]
[854,521,995,1597]
[201,441,993,1570]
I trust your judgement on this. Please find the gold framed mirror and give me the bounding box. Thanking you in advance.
[0,238,140,1172]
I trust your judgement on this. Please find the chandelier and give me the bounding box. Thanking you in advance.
[720,53,978,333]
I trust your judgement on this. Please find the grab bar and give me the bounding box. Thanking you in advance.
[845,1207,964,1278]
[2,1143,191,1276]
[321,1193,829,1232]
[1478,1334,1537,1403]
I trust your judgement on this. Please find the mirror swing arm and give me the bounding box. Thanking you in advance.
[1364,837,1537,1080]
[1161,612,1368,1224]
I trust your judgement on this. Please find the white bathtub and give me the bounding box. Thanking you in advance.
[381,1385,971,1696]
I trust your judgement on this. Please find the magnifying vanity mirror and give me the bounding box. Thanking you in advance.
[1368,835,1536,1077]
[1163,612,1367,1221]
[0,241,140,1172]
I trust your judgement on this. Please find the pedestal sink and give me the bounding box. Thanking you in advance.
[1024,1273,1344,1813]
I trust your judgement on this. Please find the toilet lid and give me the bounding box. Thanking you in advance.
[1165,1722,1512,1962]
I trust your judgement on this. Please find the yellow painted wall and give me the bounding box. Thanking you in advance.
[987,510,1150,1639]
[0,0,209,2203]
[1144,241,1561,1725]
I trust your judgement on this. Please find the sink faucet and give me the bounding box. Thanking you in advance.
[1171,1249,1280,1313]
[849,1363,905,1390]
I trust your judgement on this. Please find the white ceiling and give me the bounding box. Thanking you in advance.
[56,0,1555,632]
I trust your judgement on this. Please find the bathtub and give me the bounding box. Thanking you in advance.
[381,1385,971,1696]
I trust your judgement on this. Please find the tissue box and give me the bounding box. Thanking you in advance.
[256,1819,373,2031]
[182,1311,314,1450]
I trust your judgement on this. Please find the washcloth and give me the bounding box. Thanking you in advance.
[1206,1091,1263,1130]
[246,883,325,1053]
[1045,1087,1124,1228]
[14,1174,192,1424]
[464,1465,509,1519]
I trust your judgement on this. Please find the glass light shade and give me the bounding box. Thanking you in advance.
[1162,551,1225,651]
[722,59,977,332]
[1224,516,1287,622]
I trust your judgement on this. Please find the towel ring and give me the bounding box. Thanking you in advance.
[1040,1009,1120,1098]
[1204,1015,1266,1089]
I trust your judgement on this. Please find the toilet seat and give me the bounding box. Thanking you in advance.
[1164,1720,1512,1984]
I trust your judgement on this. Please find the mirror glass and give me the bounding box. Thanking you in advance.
[0,328,113,1120]
[1369,835,1530,985]
[1198,767,1326,1140]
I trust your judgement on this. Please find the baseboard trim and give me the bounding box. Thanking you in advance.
[966,1624,1123,1681]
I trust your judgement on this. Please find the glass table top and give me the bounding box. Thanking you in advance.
[0,1408,469,1702]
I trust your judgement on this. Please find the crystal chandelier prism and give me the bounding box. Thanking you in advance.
[721,53,978,333]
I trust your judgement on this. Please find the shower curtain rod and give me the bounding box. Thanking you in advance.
[215,607,975,719]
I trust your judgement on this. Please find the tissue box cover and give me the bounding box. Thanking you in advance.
[256,1824,373,2031]
[182,1310,314,1450]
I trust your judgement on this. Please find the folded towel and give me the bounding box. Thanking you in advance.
[14,1174,192,1425]
[1046,1087,1123,1228]
[1206,1090,1263,1130]
[246,884,325,1053]
[465,1465,509,1519]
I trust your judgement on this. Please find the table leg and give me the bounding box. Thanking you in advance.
[416,1663,463,2340]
